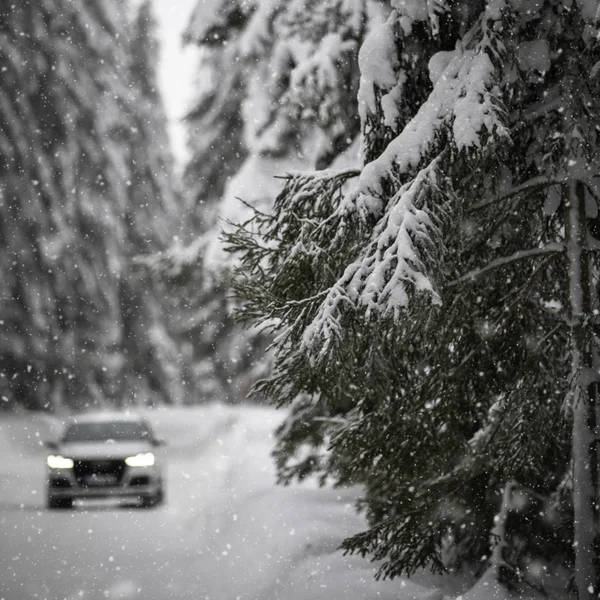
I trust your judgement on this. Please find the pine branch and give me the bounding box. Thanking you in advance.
[470,177,563,212]
[447,243,564,287]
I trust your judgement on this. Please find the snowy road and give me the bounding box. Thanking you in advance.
[0,405,451,600]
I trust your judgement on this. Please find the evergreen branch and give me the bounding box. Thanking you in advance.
[446,253,561,378]
[233,196,273,219]
[497,255,554,305]
[282,290,330,307]
[510,95,563,133]
[273,168,361,181]
[470,177,562,211]
[583,180,600,208]
[532,323,565,354]
[447,243,564,287]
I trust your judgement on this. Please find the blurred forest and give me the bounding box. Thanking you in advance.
[0,0,366,411]
[140,0,374,404]
[0,1,188,411]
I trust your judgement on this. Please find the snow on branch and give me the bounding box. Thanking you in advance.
[357,12,399,124]
[298,17,510,358]
[300,284,353,362]
[133,238,207,280]
[451,50,508,149]
[287,33,358,126]
[240,4,511,364]
[271,167,360,248]
[301,159,443,361]
[393,0,451,37]
[290,34,357,93]
[350,42,508,219]
[291,8,511,363]
[349,161,443,314]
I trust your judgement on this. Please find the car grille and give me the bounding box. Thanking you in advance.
[50,478,72,489]
[129,476,150,487]
[73,459,126,487]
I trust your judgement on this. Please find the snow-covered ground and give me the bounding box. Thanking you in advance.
[0,404,497,600]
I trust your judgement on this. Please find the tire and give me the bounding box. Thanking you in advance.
[47,495,73,509]
[141,486,164,508]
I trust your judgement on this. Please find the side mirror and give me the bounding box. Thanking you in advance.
[152,438,166,447]
[45,440,59,451]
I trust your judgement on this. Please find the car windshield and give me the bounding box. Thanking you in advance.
[63,421,151,443]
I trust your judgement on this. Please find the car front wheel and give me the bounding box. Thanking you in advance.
[47,495,73,509]
[140,486,164,508]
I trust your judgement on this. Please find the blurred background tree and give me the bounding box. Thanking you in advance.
[0,0,183,411]
[151,0,376,403]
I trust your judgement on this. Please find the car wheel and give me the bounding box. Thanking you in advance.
[141,487,164,508]
[47,495,73,509]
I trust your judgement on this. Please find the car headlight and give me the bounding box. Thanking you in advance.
[125,452,155,467]
[47,455,74,469]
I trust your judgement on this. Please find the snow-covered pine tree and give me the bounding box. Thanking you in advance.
[184,0,367,214]
[182,1,248,217]
[229,0,600,595]
[0,0,180,410]
[118,1,186,406]
[152,0,371,402]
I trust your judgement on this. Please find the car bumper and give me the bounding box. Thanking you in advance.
[48,484,161,500]
[47,466,163,499]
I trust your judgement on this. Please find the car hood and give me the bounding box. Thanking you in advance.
[57,441,153,460]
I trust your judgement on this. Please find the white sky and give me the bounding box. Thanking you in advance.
[151,0,200,167]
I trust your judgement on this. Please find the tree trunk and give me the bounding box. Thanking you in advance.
[565,180,599,600]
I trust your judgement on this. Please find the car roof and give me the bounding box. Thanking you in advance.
[66,411,148,425]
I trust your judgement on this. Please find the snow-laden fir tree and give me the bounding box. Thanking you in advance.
[0,0,182,410]
[184,0,367,218]
[148,0,374,402]
[229,0,600,596]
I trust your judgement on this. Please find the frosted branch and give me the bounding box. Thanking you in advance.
[301,159,444,361]
[349,46,508,220]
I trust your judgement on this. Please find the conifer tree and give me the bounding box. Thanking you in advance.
[229,1,600,595]
[0,0,180,410]
[160,0,370,401]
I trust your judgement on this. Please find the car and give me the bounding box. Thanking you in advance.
[45,412,165,509]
